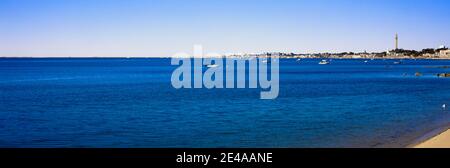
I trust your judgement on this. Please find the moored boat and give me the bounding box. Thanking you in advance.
[319,59,330,65]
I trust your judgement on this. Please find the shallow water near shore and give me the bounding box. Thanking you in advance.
[0,58,449,147]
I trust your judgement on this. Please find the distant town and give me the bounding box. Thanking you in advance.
[226,34,450,59]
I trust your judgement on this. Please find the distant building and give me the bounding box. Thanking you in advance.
[440,49,450,58]
[395,33,399,50]
[388,33,402,57]
[436,45,449,58]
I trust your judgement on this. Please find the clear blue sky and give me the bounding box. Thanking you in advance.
[0,0,449,57]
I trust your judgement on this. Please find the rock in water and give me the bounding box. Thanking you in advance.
[437,73,450,78]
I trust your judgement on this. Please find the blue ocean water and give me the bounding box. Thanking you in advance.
[0,58,449,147]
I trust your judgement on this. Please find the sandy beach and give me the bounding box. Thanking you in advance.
[414,128,450,148]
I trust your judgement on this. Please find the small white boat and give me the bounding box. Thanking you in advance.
[364,60,369,63]
[393,61,402,65]
[318,60,330,65]
[296,59,301,62]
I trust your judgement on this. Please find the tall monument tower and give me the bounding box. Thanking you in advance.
[395,33,398,50]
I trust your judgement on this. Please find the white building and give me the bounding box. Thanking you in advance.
[440,49,450,58]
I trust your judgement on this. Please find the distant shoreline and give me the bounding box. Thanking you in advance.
[1,57,450,60]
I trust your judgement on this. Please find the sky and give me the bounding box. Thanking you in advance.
[0,0,449,57]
